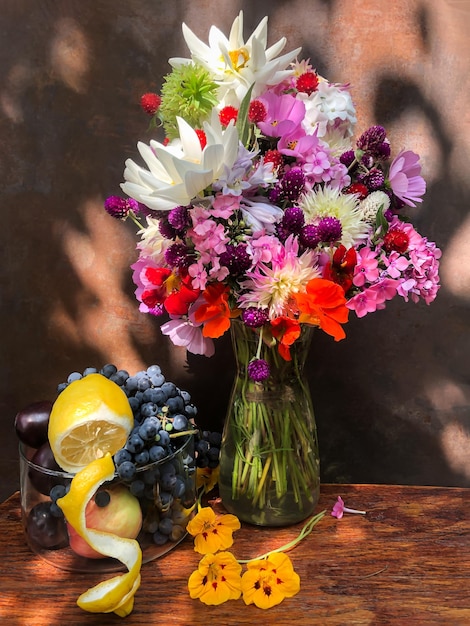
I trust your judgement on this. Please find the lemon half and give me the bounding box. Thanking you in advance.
[48,373,134,473]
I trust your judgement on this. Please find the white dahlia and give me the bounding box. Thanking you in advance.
[299,186,369,248]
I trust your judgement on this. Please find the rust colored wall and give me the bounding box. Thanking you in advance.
[1,0,469,498]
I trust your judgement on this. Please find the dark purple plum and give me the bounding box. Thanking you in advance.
[29,442,67,495]
[15,401,53,448]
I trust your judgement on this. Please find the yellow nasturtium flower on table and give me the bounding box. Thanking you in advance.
[188,551,242,605]
[241,552,300,609]
[186,506,241,554]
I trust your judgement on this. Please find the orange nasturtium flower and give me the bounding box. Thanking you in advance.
[188,551,242,605]
[293,277,349,341]
[241,552,300,609]
[193,283,232,338]
[270,316,301,360]
[186,507,241,555]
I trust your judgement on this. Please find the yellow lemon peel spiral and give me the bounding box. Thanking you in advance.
[57,453,142,617]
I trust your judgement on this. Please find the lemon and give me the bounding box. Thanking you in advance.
[48,373,134,473]
[57,454,142,617]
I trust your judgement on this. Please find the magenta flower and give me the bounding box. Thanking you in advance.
[331,496,366,519]
[388,150,426,207]
[161,316,215,357]
[352,247,379,287]
[257,91,305,138]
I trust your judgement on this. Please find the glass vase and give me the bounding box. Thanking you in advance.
[218,321,320,526]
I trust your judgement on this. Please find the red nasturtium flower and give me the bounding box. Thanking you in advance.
[141,267,172,310]
[193,283,233,338]
[164,272,200,316]
[323,245,357,294]
[270,317,301,361]
[293,278,349,341]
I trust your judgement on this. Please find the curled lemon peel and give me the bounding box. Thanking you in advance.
[57,453,142,617]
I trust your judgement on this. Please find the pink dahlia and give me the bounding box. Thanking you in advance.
[388,150,426,207]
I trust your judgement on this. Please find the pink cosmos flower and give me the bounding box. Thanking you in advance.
[161,314,215,357]
[388,150,426,207]
[257,91,305,138]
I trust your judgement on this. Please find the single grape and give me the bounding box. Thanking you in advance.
[161,382,177,399]
[135,449,150,466]
[113,448,132,466]
[149,445,166,463]
[158,517,173,536]
[146,364,161,377]
[152,530,169,546]
[140,403,158,419]
[126,433,145,454]
[130,480,146,497]
[83,367,98,376]
[117,461,136,481]
[100,363,118,378]
[94,490,111,507]
[172,414,188,432]
[49,484,67,502]
[149,373,165,387]
[67,371,82,383]
[166,396,185,413]
[157,430,170,446]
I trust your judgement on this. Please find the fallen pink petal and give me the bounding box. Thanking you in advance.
[331,496,367,519]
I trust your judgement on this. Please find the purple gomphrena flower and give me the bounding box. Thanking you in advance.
[376,142,391,160]
[317,217,342,243]
[104,196,132,219]
[164,243,193,268]
[299,224,320,248]
[281,167,305,201]
[282,206,305,233]
[356,125,388,158]
[268,183,283,204]
[241,308,269,328]
[360,154,374,169]
[363,168,385,191]
[220,244,251,276]
[339,150,356,168]
[247,359,270,382]
[168,206,190,232]
[159,219,179,240]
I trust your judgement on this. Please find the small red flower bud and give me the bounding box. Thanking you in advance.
[248,99,267,123]
[140,92,161,115]
[383,229,409,254]
[263,149,284,173]
[219,106,238,126]
[296,72,319,95]
[344,183,369,200]
[195,129,207,150]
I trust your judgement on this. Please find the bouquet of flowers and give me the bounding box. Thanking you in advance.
[105,12,441,523]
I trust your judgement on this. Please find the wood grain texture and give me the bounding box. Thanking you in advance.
[1,484,469,625]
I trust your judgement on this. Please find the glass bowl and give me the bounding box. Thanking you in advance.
[19,435,196,573]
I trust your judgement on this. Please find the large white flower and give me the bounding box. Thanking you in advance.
[121,113,239,211]
[169,11,301,105]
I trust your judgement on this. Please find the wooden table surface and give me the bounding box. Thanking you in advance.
[1,484,469,625]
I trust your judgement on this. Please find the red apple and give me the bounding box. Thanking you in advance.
[66,485,142,559]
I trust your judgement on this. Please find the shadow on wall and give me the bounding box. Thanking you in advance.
[0,0,469,492]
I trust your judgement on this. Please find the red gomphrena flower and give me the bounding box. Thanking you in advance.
[383,229,409,254]
[140,92,161,115]
[195,129,207,150]
[263,149,284,173]
[248,99,267,123]
[219,106,238,126]
[344,182,369,200]
[296,72,319,95]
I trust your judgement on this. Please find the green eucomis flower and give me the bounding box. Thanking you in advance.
[159,62,219,140]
